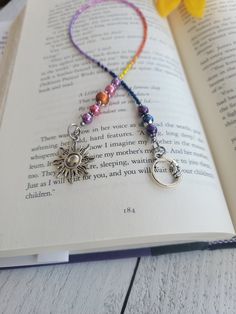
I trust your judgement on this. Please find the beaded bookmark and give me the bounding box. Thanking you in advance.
[53,0,182,187]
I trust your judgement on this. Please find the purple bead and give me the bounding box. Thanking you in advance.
[111,77,121,87]
[146,124,157,137]
[138,105,149,117]
[82,112,93,124]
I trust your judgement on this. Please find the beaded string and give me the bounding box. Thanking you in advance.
[69,0,147,82]
[53,0,182,187]
[69,0,162,141]
[69,0,158,139]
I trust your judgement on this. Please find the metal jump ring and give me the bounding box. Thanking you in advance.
[154,146,166,158]
[68,123,81,141]
[152,139,166,158]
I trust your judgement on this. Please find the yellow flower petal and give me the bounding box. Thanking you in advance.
[183,0,206,18]
[156,0,182,17]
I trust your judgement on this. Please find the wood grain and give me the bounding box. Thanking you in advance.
[0,258,137,314]
[125,249,236,314]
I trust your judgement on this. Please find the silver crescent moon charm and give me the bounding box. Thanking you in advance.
[151,157,182,188]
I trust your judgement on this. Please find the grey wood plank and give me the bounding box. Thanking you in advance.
[0,258,136,314]
[125,250,236,314]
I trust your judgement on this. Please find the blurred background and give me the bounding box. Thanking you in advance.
[0,0,11,9]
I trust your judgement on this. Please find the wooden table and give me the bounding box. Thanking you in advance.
[1,2,236,313]
[1,250,236,313]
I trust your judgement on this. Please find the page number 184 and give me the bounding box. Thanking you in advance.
[123,207,136,213]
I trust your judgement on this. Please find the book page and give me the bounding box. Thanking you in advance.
[0,21,10,61]
[169,0,236,226]
[0,11,25,124]
[0,0,234,256]
[0,0,26,65]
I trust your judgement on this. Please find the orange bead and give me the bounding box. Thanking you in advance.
[96,91,109,106]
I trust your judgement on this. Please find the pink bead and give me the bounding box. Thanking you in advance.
[105,84,116,97]
[89,104,100,116]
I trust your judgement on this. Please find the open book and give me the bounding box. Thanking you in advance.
[1,0,236,268]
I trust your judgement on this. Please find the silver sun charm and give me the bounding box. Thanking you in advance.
[53,144,94,184]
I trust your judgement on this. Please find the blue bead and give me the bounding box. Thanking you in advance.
[142,114,154,127]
